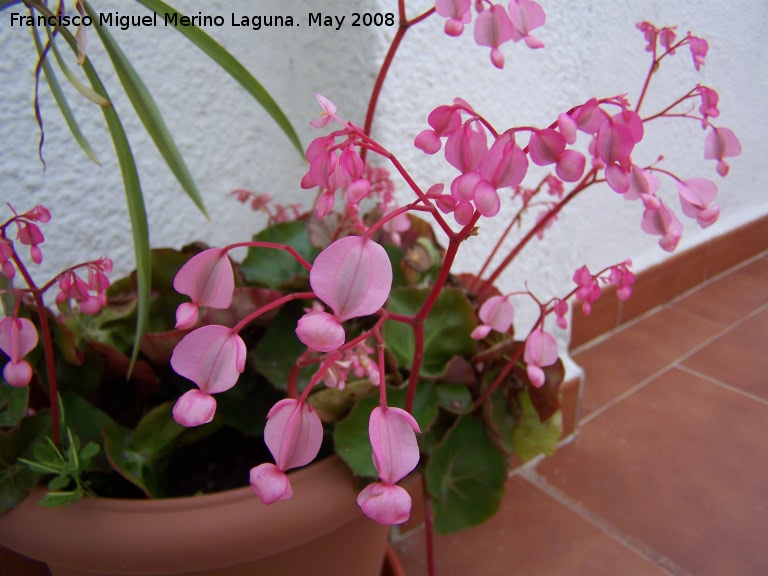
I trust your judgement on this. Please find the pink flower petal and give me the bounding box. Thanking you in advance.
[369,406,421,485]
[250,463,293,504]
[264,399,323,471]
[172,389,217,427]
[0,317,38,363]
[478,295,514,333]
[357,482,412,525]
[171,325,246,395]
[523,329,558,368]
[310,236,392,322]
[295,310,346,352]
[3,361,33,388]
[555,149,586,183]
[473,180,501,217]
[173,249,234,311]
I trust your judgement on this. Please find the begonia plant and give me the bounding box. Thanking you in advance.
[0,1,740,574]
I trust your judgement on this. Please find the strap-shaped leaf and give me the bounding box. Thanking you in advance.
[31,22,101,165]
[42,22,110,106]
[134,0,304,156]
[23,0,150,372]
[82,0,207,216]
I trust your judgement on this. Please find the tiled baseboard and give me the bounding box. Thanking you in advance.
[570,214,768,350]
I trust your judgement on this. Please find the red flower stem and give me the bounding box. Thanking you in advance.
[473,338,526,408]
[232,291,315,334]
[471,176,548,292]
[374,329,387,407]
[405,213,479,412]
[478,169,597,297]
[225,241,312,271]
[10,252,59,445]
[641,87,698,122]
[360,2,436,163]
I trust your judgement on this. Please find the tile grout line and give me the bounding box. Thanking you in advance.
[578,301,768,427]
[675,364,768,408]
[519,468,693,576]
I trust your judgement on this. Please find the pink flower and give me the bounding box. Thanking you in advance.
[704,127,741,177]
[0,317,38,388]
[677,178,720,228]
[697,86,719,128]
[295,310,346,352]
[507,0,546,49]
[523,329,558,388]
[641,199,683,252]
[357,483,413,525]
[358,406,421,525]
[297,236,392,353]
[609,261,635,301]
[688,35,709,71]
[171,325,246,426]
[474,4,515,69]
[415,105,462,155]
[573,265,602,315]
[435,0,472,37]
[173,249,235,330]
[471,295,514,339]
[250,399,323,504]
[309,236,392,323]
[309,93,338,128]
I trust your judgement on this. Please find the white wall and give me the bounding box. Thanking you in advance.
[2,0,766,343]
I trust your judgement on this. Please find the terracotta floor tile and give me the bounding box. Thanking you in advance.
[670,257,768,327]
[573,308,722,415]
[394,475,669,576]
[570,286,619,350]
[682,307,768,400]
[537,368,768,576]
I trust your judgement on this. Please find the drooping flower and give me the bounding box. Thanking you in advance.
[473,3,515,69]
[296,236,392,353]
[471,295,514,339]
[507,0,546,49]
[573,265,602,315]
[173,248,235,330]
[250,399,323,504]
[435,0,472,37]
[704,127,741,177]
[677,178,720,228]
[523,329,558,388]
[0,317,39,387]
[640,198,683,252]
[171,325,246,426]
[357,406,421,525]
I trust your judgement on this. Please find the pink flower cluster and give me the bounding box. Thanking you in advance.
[436,0,546,68]
[0,206,113,389]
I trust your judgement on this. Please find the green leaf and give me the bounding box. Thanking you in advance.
[82,0,206,217]
[482,387,516,456]
[512,391,562,461]
[241,221,318,290]
[425,415,507,534]
[0,411,51,512]
[30,24,100,164]
[134,0,303,156]
[384,288,477,377]
[42,23,110,106]
[251,300,313,391]
[0,384,29,427]
[333,383,438,478]
[103,402,185,497]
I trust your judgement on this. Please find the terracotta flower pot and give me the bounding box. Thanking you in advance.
[0,456,389,576]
